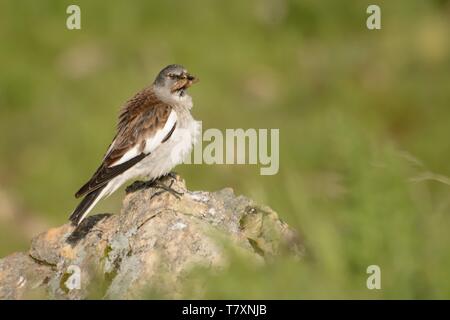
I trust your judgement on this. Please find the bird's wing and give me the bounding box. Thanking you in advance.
[75,88,177,198]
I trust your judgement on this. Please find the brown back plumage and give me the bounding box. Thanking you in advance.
[75,86,173,198]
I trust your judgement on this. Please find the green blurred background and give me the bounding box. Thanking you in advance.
[1,0,449,298]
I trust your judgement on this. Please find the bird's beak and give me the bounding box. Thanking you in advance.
[186,73,199,86]
[171,72,199,93]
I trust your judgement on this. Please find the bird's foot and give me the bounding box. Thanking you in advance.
[166,171,178,180]
[125,180,152,193]
[126,173,183,198]
[150,178,184,200]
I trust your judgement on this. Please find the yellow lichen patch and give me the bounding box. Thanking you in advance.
[44,225,71,244]
[60,244,76,260]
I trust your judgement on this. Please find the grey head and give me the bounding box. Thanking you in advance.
[153,64,198,98]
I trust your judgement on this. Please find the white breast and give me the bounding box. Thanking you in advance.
[130,111,199,181]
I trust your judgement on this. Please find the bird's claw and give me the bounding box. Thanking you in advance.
[125,180,148,193]
[126,173,183,199]
[167,171,178,180]
[150,179,184,200]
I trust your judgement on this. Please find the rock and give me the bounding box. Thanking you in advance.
[0,175,302,299]
[0,252,54,299]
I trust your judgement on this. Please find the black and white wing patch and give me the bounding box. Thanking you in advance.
[75,109,177,198]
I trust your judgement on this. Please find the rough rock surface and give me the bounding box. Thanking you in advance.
[0,175,301,299]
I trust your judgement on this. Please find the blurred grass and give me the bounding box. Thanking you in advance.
[0,0,449,298]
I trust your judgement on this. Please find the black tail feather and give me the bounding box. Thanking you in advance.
[69,186,105,225]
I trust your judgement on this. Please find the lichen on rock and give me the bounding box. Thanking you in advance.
[0,175,301,299]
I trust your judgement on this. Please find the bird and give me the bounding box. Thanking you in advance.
[69,64,200,226]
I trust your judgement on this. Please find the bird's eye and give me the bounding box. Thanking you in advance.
[167,73,178,79]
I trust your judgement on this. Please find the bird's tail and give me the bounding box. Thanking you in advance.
[69,186,106,226]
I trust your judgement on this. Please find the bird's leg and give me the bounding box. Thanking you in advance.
[150,172,184,199]
[150,178,183,200]
[166,171,178,180]
[125,180,152,193]
[126,172,183,198]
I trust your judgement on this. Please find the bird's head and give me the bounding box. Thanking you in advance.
[154,64,198,98]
